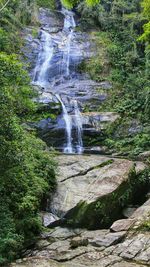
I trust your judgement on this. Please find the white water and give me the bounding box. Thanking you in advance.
[62,9,76,76]
[65,29,73,76]
[56,94,73,153]
[62,8,76,31]
[56,94,83,154]
[73,100,83,154]
[32,8,83,154]
[33,30,54,87]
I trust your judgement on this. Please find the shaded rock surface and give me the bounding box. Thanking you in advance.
[35,111,119,150]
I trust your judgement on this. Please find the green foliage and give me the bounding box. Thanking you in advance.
[0,53,35,115]
[61,0,99,9]
[0,4,56,263]
[79,32,110,81]
[139,220,150,231]
[0,58,56,263]
[78,0,150,155]
[37,0,56,9]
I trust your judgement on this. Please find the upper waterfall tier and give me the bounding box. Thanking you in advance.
[32,8,90,87]
[62,8,76,31]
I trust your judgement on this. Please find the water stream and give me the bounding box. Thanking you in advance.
[56,94,73,153]
[73,100,83,154]
[32,8,83,154]
[33,30,54,87]
[62,8,76,77]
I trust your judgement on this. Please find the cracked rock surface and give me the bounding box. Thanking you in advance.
[12,220,150,267]
[11,157,150,267]
[50,155,133,215]
[49,155,146,228]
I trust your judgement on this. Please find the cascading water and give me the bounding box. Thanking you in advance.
[56,94,83,154]
[73,100,83,154]
[32,8,84,154]
[62,9,76,77]
[63,8,76,30]
[65,29,73,76]
[33,30,54,87]
[56,94,73,153]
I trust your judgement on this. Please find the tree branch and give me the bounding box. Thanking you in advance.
[0,0,11,12]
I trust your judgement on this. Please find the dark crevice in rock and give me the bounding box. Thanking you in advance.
[60,159,114,182]
[53,251,89,262]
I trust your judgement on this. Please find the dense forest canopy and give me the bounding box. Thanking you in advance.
[0,0,150,265]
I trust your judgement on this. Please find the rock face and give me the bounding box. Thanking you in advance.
[11,200,150,267]
[35,111,119,149]
[49,154,147,229]
[23,7,114,151]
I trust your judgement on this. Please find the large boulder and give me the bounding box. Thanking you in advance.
[49,155,148,229]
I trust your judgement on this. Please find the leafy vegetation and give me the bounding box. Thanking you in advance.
[61,0,99,9]
[37,0,57,10]
[0,0,56,264]
[77,0,150,157]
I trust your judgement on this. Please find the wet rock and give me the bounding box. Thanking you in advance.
[84,146,109,155]
[39,8,63,30]
[82,112,120,131]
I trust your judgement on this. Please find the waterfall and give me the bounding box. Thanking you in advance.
[62,9,76,77]
[62,8,76,31]
[56,94,73,154]
[32,8,84,154]
[65,29,73,76]
[56,95,83,154]
[33,30,54,87]
[73,100,83,154]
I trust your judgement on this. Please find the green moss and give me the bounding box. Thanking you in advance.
[138,220,150,231]
[94,159,114,169]
[63,167,150,229]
